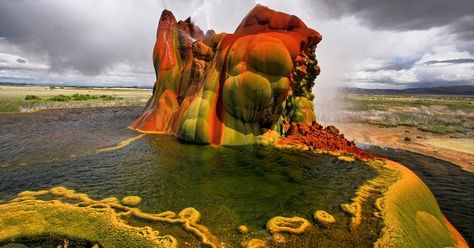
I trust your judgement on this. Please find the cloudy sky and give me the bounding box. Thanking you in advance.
[0,0,473,89]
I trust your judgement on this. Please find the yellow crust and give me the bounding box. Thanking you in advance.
[375,159,469,248]
[96,134,146,153]
[1,187,222,248]
[243,238,268,248]
[266,216,311,234]
[313,210,336,227]
[121,196,142,206]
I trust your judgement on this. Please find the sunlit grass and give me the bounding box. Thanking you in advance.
[341,94,474,136]
[0,86,151,113]
[0,96,25,112]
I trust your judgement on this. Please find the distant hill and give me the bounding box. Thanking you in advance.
[345,85,474,96]
[0,82,35,86]
[0,81,153,89]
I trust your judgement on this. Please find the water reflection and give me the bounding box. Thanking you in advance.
[0,107,376,242]
[1,107,470,245]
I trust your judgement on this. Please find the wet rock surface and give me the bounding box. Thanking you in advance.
[131,5,321,145]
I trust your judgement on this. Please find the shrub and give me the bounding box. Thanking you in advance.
[99,95,114,100]
[48,95,71,101]
[71,93,98,101]
[25,95,42,100]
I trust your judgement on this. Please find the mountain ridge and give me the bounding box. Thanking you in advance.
[344,85,474,96]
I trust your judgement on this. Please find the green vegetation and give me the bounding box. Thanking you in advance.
[48,94,71,101]
[25,95,42,101]
[375,160,464,247]
[0,97,26,112]
[0,85,151,113]
[46,94,122,101]
[342,94,474,136]
[346,96,472,112]
[0,188,174,248]
[71,93,96,100]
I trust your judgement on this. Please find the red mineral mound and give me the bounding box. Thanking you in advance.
[277,122,375,160]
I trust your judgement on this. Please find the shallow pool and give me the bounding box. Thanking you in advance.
[0,107,381,246]
[0,107,471,246]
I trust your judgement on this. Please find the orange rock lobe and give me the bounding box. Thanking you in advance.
[131,5,322,145]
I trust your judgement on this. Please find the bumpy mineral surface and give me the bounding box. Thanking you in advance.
[131,5,322,145]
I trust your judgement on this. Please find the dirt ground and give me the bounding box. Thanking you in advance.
[336,123,474,173]
[0,85,152,97]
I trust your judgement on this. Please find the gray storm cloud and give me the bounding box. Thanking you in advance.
[424,58,474,65]
[0,0,161,75]
[320,0,474,35]
[0,0,473,90]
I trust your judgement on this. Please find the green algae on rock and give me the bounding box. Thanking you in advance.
[0,152,468,247]
[0,187,222,248]
[374,160,469,248]
[130,5,321,145]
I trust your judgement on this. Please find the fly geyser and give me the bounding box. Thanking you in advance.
[126,5,470,247]
[131,5,321,145]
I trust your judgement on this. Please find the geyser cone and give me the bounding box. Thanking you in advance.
[131,5,321,145]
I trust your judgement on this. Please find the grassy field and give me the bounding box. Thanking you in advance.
[0,85,152,113]
[2,85,473,137]
[340,94,474,137]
